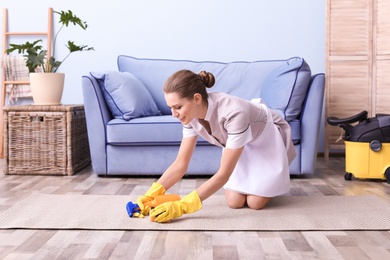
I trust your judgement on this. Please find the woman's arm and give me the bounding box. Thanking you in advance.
[149,145,243,223]
[157,135,198,190]
[196,146,244,201]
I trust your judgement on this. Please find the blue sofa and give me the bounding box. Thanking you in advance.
[82,55,325,176]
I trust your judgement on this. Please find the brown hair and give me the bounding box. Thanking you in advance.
[163,70,215,101]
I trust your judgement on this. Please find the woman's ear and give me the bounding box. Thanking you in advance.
[193,93,202,104]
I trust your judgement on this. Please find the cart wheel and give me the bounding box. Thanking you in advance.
[344,172,353,181]
[385,168,390,184]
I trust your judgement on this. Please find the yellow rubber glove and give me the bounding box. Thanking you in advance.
[150,190,202,223]
[136,182,165,216]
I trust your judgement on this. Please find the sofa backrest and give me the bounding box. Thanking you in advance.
[117,55,311,121]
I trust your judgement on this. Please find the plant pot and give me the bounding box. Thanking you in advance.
[29,73,65,105]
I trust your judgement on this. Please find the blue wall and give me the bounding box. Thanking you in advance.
[1,0,325,104]
[0,0,326,152]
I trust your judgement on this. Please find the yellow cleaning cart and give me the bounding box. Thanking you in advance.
[328,111,390,183]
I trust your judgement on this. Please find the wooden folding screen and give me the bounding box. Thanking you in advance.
[325,0,390,160]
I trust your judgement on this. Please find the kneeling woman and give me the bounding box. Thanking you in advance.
[136,70,296,223]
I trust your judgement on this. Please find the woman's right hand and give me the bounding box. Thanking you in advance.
[135,182,165,215]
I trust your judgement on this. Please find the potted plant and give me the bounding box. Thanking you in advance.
[4,9,94,105]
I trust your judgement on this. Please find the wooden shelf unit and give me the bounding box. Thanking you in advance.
[0,8,53,158]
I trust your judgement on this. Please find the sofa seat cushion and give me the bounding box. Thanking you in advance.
[107,115,300,146]
[107,115,208,145]
[289,119,300,145]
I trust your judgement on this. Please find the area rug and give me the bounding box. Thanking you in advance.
[1,193,390,231]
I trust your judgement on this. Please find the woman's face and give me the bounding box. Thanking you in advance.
[164,92,200,125]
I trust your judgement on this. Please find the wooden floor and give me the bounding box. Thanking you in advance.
[1,157,390,260]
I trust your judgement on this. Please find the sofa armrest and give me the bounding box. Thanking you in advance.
[82,75,112,175]
[299,73,325,174]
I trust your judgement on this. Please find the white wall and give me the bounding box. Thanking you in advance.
[1,0,325,104]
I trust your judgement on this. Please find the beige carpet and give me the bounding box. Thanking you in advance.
[1,193,390,231]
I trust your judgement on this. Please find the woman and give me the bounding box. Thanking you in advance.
[136,70,296,223]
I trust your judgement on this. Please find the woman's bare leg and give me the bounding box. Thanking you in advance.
[225,190,272,209]
[224,190,246,208]
[247,195,271,210]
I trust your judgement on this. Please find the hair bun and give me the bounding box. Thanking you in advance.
[198,71,215,88]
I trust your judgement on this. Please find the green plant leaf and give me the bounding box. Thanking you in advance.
[26,50,47,73]
[4,40,43,54]
[48,57,62,73]
[54,10,88,30]
[66,41,94,53]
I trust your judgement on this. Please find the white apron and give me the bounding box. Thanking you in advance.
[223,104,290,197]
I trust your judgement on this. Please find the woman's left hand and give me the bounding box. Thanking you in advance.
[150,190,202,223]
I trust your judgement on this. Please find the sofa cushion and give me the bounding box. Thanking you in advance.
[289,119,300,144]
[106,115,299,146]
[90,71,161,120]
[118,55,287,115]
[107,115,208,145]
[260,57,311,122]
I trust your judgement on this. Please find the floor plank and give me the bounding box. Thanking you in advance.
[1,157,390,259]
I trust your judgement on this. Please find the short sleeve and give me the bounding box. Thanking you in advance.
[182,125,198,138]
[226,126,254,149]
[224,109,262,149]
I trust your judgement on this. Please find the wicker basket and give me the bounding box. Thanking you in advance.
[3,105,91,175]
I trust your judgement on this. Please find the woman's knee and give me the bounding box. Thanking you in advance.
[224,190,246,209]
[247,196,271,210]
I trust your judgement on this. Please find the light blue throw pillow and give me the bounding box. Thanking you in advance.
[90,71,161,120]
[260,57,311,122]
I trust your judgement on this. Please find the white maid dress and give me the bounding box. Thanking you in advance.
[183,92,296,197]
